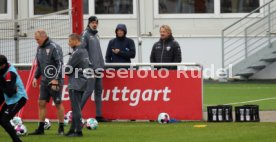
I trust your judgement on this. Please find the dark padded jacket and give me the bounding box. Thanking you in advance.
[150,35,182,63]
[0,63,18,98]
[105,24,136,63]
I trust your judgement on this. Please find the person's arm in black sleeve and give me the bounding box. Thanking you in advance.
[52,47,63,80]
[0,76,5,90]
[0,72,17,97]
[65,51,82,75]
[118,39,136,59]
[34,55,41,79]
[173,41,182,63]
[150,44,156,63]
[0,89,4,104]
[105,40,113,63]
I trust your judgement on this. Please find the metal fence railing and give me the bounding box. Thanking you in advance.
[13,63,202,69]
[222,0,276,68]
[0,9,72,64]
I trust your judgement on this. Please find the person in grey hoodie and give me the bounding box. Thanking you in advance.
[64,33,89,137]
[81,16,109,122]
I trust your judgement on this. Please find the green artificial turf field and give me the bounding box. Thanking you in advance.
[204,83,276,110]
[1,82,276,142]
[1,122,276,142]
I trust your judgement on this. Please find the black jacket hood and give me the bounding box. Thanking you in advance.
[115,24,127,38]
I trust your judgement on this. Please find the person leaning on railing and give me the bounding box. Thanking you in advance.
[150,25,182,70]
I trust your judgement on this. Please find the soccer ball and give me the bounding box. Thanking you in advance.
[64,111,73,126]
[86,118,98,130]
[157,112,170,124]
[64,116,70,126]
[15,124,28,136]
[10,117,23,127]
[66,111,73,122]
[64,116,85,127]
[66,111,73,120]
[82,118,86,128]
[44,118,51,130]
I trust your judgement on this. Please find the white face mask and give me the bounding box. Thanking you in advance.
[89,22,98,30]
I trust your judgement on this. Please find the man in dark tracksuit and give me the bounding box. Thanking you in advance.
[150,25,182,69]
[30,29,65,135]
[105,24,136,64]
[0,55,28,142]
[81,16,109,122]
[64,34,89,137]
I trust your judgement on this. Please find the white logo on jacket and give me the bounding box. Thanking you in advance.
[166,46,171,51]
[46,49,50,56]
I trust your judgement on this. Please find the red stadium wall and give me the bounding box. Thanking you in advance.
[17,70,203,121]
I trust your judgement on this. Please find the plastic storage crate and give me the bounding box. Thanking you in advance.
[207,105,233,122]
[235,105,260,122]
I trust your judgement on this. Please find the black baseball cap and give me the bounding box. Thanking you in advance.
[88,16,98,24]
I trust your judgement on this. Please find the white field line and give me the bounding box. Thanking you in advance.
[206,87,276,89]
[204,97,276,106]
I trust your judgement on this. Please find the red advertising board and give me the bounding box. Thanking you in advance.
[17,69,203,121]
